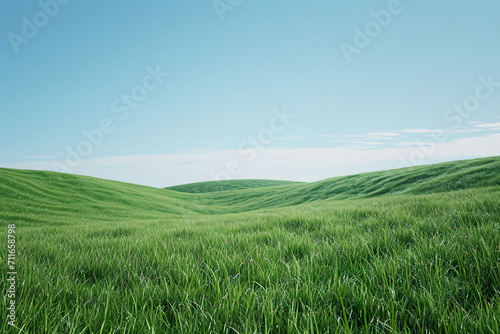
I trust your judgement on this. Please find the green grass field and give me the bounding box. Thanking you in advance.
[166,179,303,193]
[1,157,500,333]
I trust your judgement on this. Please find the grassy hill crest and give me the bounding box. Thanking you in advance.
[166,179,302,193]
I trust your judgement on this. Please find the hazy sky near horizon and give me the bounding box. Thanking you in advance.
[2,0,500,187]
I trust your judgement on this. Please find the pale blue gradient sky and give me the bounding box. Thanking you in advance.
[1,0,500,187]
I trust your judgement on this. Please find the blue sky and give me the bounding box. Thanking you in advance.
[1,0,500,187]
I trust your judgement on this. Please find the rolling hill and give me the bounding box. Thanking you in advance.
[166,179,302,193]
[1,156,499,222]
[1,156,499,333]
[191,156,500,212]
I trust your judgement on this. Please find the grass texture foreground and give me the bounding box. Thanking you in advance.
[1,157,500,333]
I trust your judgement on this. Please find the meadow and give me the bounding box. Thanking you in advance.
[1,157,499,333]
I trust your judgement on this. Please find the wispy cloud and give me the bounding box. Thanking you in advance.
[353,141,384,146]
[475,122,500,129]
[446,129,485,134]
[402,129,437,134]
[367,132,400,137]
[340,133,401,141]
[402,128,485,135]
[395,141,433,147]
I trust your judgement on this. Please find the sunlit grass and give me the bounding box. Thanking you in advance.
[1,157,499,333]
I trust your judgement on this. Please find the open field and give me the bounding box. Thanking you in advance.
[1,157,500,333]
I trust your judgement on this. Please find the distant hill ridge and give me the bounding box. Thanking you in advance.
[166,179,303,193]
[1,156,499,222]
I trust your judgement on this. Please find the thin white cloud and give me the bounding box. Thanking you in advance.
[402,129,437,134]
[447,128,485,133]
[367,132,400,137]
[341,134,398,141]
[353,141,384,146]
[475,122,500,129]
[396,141,433,147]
[403,128,485,135]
